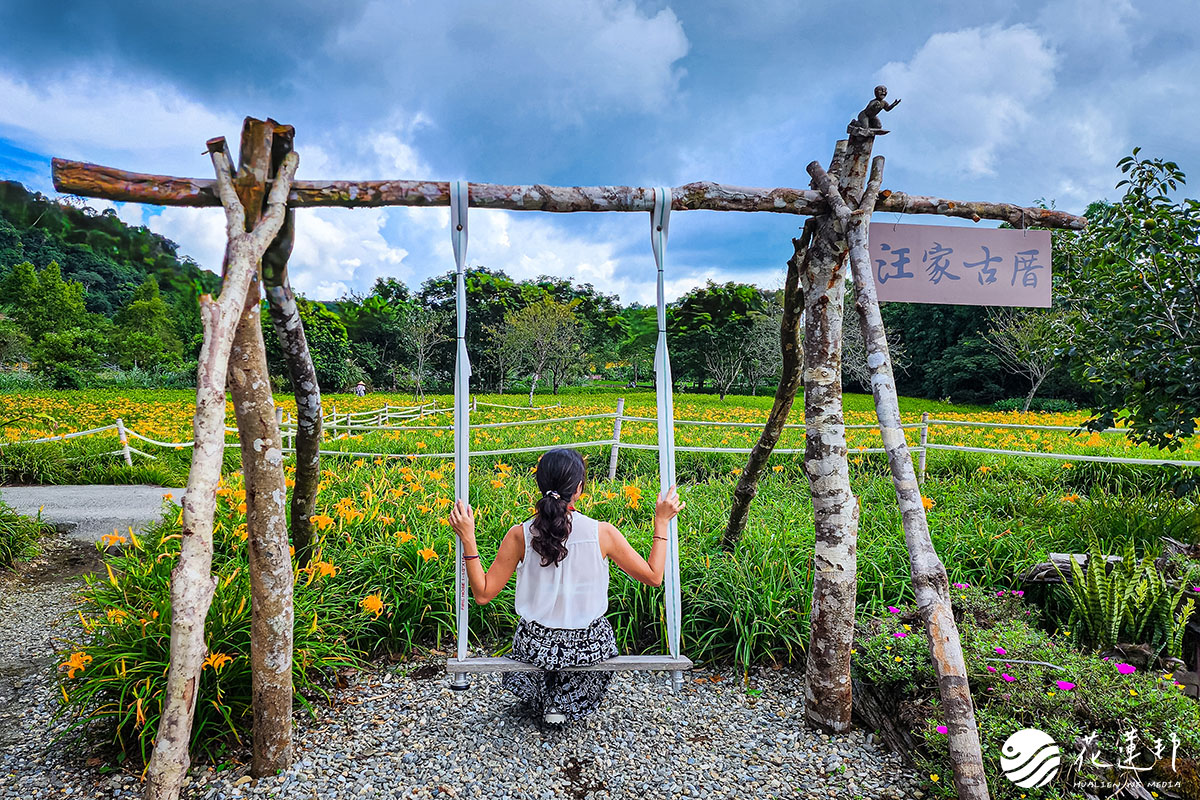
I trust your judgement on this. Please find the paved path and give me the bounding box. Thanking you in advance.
[0,484,185,542]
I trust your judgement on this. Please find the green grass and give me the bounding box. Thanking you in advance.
[0,501,50,569]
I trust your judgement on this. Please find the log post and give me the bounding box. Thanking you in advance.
[723,221,808,550]
[607,397,626,480]
[918,412,929,484]
[801,134,870,733]
[810,154,991,800]
[116,418,133,467]
[145,141,297,800]
[225,119,294,778]
[260,122,322,569]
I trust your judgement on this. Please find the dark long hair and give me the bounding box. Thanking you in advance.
[530,448,586,568]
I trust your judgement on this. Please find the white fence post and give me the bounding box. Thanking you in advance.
[918,411,929,484]
[116,418,133,466]
[472,396,478,414]
[608,398,626,480]
[331,403,339,439]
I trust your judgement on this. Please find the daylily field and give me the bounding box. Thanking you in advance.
[2,388,1199,797]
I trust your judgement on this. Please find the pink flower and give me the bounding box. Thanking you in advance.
[893,632,908,638]
[952,583,969,589]
[1013,590,1024,597]
[1117,663,1137,675]
[887,606,900,614]
[936,725,948,735]
[1055,681,1076,691]
[996,590,1007,597]
[986,666,997,673]
[1002,674,1016,682]
[995,647,1007,655]
[1192,587,1200,592]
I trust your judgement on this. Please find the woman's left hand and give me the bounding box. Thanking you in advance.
[448,499,476,543]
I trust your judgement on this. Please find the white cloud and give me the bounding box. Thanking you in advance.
[879,25,1058,178]
[0,70,243,180]
[332,0,689,120]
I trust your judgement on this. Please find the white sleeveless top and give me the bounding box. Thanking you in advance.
[515,510,609,629]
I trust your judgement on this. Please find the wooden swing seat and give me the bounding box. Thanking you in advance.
[447,654,693,674]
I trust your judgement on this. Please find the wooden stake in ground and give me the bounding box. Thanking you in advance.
[222,119,296,778]
[809,154,991,800]
[722,222,807,551]
[260,124,322,568]
[145,145,297,800]
[799,134,872,733]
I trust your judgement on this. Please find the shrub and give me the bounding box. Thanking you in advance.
[55,500,358,763]
[855,586,1200,799]
[990,397,1079,413]
[1055,536,1198,660]
[0,501,49,569]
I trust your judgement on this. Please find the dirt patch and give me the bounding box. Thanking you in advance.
[408,664,442,681]
[562,755,607,800]
[0,526,102,586]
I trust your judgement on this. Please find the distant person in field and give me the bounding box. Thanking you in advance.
[448,448,681,724]
[353,381,366,397]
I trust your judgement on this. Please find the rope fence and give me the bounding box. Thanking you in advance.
[3,401,1199,478]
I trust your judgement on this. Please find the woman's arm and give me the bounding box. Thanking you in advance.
[448,500,524,605]
[600,485,681,588]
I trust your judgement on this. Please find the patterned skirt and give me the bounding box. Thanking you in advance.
[501,616,618,720]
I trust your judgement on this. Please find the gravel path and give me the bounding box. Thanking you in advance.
[0,487,923,800]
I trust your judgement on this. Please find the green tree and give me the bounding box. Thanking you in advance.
[339,278,415,389]
[112,278,184,368]
[0,261,90,340]
[1062,150,1200,448]
[419,267,523,390]
[493,296,582,405]
[264,297,356,392]
[668,281,766,394]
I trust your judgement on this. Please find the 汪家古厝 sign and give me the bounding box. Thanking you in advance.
[869,222,1052,307]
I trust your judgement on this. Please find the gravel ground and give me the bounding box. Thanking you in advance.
[0,493,924,800]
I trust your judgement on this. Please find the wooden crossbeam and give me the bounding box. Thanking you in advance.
[446,655,694,674]
[51,158,1086,230]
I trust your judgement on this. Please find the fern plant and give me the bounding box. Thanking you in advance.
[1057,535,1196,659]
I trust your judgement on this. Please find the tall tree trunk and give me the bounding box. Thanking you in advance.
[810,154,991,800]
[228,119,293,778]
[802,136,870,734]
[261,125,321,569]
[723,223,808,550]
[1022,371,1048,413]
[146,142,297,800]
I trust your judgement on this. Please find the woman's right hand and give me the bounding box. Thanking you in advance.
[655,484,682,523]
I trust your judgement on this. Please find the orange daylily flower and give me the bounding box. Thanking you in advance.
[60,651,92,679]
[202,652,234,673]
[360,593,385,618]
[417,546,438,562]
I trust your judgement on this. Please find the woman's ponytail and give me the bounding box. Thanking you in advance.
[530,449,586,567]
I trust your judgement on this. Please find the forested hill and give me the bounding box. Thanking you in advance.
[0,180,218,317]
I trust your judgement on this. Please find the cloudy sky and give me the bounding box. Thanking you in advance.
[0,1,1195,304]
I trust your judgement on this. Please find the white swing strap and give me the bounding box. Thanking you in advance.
[451,180,471,665]
[651,187,682,660]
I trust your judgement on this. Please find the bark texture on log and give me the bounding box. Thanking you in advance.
[801,137,868,734]
[722,224,808,550]
[226,120,294,779]
[51,158,1088,229]
[146,146,297,800]
[260,126,321,568]
[811,156,991,800]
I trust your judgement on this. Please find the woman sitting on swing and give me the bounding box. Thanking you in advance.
[448,447,681,724]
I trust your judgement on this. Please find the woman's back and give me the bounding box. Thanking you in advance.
[515,510,608,629]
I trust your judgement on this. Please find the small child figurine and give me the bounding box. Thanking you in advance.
[849,85,901,135]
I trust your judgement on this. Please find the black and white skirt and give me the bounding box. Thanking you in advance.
[501,616,618,720]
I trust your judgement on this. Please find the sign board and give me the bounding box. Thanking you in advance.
[869,223,1052,307]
